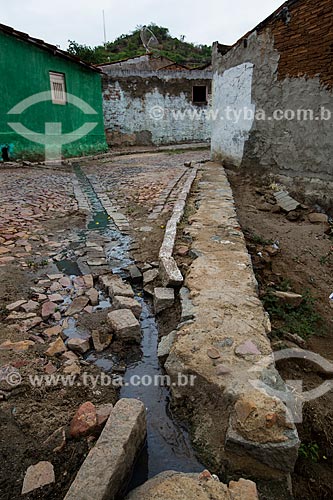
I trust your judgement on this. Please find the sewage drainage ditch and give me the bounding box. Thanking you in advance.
[65,165,203,491]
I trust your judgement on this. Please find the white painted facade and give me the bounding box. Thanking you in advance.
[211,62,255,165]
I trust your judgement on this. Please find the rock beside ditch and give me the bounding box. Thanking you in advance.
[22,461,55,495]
[113,296,142,319]
[125,471,258,500]
[154,287,175,313]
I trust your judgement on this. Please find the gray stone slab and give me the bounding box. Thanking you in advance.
[64,399,146,500]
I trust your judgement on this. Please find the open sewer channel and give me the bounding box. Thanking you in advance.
[66,165,204,492]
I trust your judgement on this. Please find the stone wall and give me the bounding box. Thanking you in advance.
[102,70,212,146]
[211,0,333,204]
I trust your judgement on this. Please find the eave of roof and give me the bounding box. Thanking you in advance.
[0,22,102,73]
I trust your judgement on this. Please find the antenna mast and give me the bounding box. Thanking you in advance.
[102,10,107,47]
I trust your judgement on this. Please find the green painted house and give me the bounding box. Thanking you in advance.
[0,23,107,161]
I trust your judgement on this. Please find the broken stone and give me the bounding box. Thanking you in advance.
[153,287,175,314]
[87,258,106,266]
[7,311,36,321]
[49,282,62,292]
[207,347,221,359]
[91,330,113,352]
[113,296,142,319]
[63,361,81,376]
[273,291,303,308]
[157,331,176,365]
[62,351,79,362]
[143,268,159,287]
[43,325,62,338]
[176,246,189,256]
[42,301,57,319]
[45,337,66,357]
[216,364,231,376]
[48,293,64,303]
[0,340,34,352]
[21,461,55,495]
[235,341,261,357]
[47,273,63,280]
[228,478,259,500]
[107,309,141,343]
[59,276,71,288]
[67,337,91,354]
[127,265,142,283]
[83,274,94,288]
[96,403,113,429]
[44,362,57,375]
[159,257,183,287]
[86,288,99,306]
[21,316,43,332]
[70,402,97,439]
[308,212,328,224]
[65,296,89,316]
[6,299,27,312]
[101,274,134,299]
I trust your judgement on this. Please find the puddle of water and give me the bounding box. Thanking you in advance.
[56,259,82,276]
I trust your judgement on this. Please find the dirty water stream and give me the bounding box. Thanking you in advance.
[67,165,203,492]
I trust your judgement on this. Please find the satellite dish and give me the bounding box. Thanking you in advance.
[140,26,159,53]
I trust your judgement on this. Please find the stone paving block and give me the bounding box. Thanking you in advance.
[107,309,141,343]
[100,274,134,299]
[113,296,142,319]
[153,287,175,314]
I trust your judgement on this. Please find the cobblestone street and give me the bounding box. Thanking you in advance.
[0,147,209,498]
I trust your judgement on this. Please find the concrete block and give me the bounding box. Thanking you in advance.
[153,287,175,314]
[64,399,146,500]
[107,309,141,343]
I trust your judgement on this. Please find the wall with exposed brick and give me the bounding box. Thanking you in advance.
[211,0,333,203]
[102,70,212,146]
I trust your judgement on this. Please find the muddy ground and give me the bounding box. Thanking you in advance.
[228,168,333,500]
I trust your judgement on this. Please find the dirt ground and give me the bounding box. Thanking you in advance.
[228,168,333,500]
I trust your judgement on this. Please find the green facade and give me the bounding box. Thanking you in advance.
[0,30,107,160]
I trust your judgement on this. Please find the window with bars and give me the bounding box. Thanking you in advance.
[49,72,66,105]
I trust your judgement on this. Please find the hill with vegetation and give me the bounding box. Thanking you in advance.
[67,24,212,67]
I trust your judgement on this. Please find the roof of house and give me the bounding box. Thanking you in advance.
[0,22,102,73]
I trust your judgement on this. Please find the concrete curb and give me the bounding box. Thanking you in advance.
[164,162,300,482]
[158,167,199,287]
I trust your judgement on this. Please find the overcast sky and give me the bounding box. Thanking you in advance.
[1,0,283,49]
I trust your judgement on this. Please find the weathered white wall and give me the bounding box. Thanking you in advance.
[211,62,255,166]
[103,78,212,146]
